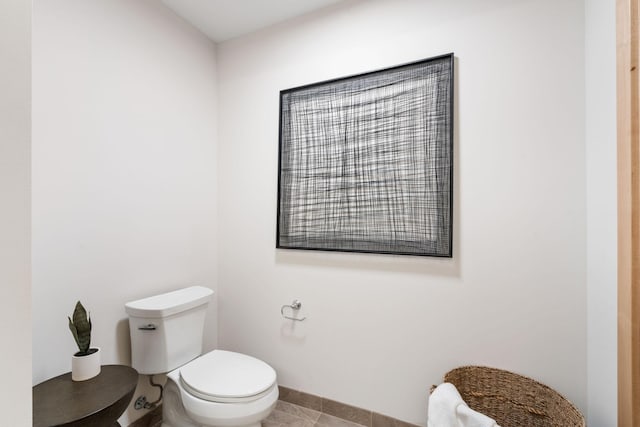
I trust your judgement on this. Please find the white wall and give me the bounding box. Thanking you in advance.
[32,1,218,424]
[0,0,32,425]
[217,0,586,425]
[585,0,617,425]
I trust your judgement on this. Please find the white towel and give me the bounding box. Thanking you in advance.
[427,383,500,427]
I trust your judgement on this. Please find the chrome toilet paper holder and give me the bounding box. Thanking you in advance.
[281,300,306,321]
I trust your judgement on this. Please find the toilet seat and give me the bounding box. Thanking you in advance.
[179,350,277,403]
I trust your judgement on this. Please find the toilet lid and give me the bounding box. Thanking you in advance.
[179,350,277,403]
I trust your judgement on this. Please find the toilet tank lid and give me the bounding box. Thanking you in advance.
[125,286,213,318]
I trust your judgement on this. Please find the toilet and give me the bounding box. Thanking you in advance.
[125,286,278,427]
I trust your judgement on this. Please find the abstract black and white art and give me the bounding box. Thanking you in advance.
[277,54,454,257]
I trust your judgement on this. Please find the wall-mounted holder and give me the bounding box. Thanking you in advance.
[281,300,306,321]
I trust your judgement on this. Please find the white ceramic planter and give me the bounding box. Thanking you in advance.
[71,347,101,381]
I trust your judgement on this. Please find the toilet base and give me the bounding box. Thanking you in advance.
[162,376,278,427]
[162,423,260,427]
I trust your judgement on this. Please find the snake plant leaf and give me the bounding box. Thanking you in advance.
[68,317,79,348]
[69,301,92,355]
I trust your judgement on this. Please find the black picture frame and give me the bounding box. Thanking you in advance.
[277,53,454,257]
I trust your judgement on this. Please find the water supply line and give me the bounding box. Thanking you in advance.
[134,375,164,410]
[146,375,164,409]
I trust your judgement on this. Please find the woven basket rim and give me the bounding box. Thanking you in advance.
[443,365,585,425]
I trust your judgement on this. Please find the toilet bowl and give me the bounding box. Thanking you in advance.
[162,350,278,427]
[125,286,278,427]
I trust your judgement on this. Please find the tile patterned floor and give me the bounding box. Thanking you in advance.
[129,400,369,427]
[263,401,367,427]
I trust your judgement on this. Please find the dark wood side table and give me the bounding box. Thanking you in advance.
[33,365,138,427]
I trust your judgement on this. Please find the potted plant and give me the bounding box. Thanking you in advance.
[68,301,101,381]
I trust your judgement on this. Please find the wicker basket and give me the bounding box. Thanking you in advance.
[442,366,585,427]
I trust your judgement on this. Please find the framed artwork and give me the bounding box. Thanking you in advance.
[277,53,454,257]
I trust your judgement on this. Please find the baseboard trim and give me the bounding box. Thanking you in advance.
[126,388,421,427]
[278,386,421,427]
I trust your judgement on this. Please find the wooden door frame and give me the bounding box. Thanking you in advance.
[618,0,639,426]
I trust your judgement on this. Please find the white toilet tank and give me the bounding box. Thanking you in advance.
[125,286,213,375]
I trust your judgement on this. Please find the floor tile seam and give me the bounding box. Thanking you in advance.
[276,402,323,424]
[316,411,368,427]
[279,387,421,427]
[279,401,368,427]
[319,399,372,427]
[279,400,323,422]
